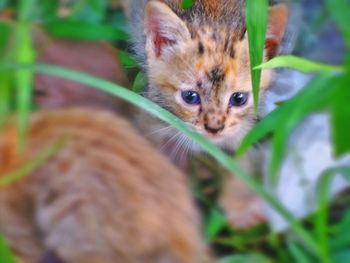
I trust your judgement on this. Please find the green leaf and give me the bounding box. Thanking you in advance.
[0,22,11,58]
[69,0,107,23]
[256,55,343,73]
[0,0,9,10]
[14,22,35,149]
[37,0,59,22]
[0,70,12,129]
[132,71,146,94]
[117,50,138,68]
[0,236,17,263]
[17,0,37,21]
[246,0,268,112]
[332,250,350,263]
[0,63,320,257]
[181,0,193,9]
[87,0,107,15]
[205,208,226,241]
[315,166,350,263]
[287,242,314,263]
[218,254,272,263]
[330,211,350,251]
[44,20,129,41]
[331,73,350,156]
[0,22,12,128]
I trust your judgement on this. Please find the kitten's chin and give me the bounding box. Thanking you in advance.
[189,133,242,153]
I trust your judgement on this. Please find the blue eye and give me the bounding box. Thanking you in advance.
[229,92,249,107]
[181,90,201,105]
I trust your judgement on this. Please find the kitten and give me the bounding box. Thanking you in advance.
[126,0,288,228]
[127,0,287,152]
[0,108,209,263]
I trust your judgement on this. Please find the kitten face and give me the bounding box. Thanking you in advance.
[143,1,287,150]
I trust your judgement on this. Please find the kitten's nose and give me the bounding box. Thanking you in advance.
[204,124,224,134]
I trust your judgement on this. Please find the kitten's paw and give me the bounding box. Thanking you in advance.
[219,177,266,229]
[221,195,265,229]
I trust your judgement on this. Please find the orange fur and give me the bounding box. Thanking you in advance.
[0,108,209,263]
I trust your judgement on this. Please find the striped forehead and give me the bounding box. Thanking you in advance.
[193,43,238,99]
[190,25,245,58]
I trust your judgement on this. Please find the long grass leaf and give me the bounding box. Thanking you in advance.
[0,236,16,263]
[0,22,12,128]
[256,55,343,73]
[315,166,350,263]
[331,73,350,157]
[218,254,272,263]
[14,22,35,149]
[287,242,313,263]
[132,71,146,93]
[17,0,37,21]
[246,0,268,112]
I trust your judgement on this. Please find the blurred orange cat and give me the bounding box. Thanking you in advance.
[0,108,209,263]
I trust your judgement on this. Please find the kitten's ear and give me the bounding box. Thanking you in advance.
[144,1,191,58]
[265,4,288,59]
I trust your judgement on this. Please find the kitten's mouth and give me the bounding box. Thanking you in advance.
[203,132,223,139]
[201,131,228,144]
[190,125,226,141]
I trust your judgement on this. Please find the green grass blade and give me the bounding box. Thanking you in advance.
[0,22,11,57]
[218,254,272,263]
[37,0,59,22]
[205,208,227,242]
[0,71,11,128]
[14,22,35,149]
[132,71,146,93]
[0,63,320,256]
[330,211,350,251]
[331,73,350,157]
[181,0,193,9]
[117,50,138,68]
[17,0,37,21]
[255,55,343,73]
[44,20,129,41]
[0,236,16,263]
[315,166,350,263]
[287,242,314,263]
[0,22,12,128]
[246,0,268,112]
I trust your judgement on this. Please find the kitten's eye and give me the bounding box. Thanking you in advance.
[181,90,201,105]
[229,92,249,107]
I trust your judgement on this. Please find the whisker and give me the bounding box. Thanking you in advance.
[170,134,188,163]
[147,125,173,136]
[160,131,181,153]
